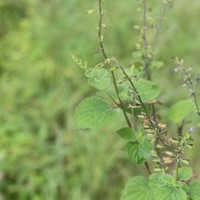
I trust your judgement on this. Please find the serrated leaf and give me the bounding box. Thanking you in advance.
[120,176,154,200]
[149,173,175,191]
[178,167,193,181]
[168,100,195,123]
[126,140,153,164]
[190,181,200,200]
[117,128,136,141]
[134,79,160,102]
[155,185,187,200]
[88,68,110,90]
[176,181,185,188]
[181,183,189,193]
[75,96,116,129]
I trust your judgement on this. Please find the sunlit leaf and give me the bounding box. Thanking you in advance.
[87,9,96,14]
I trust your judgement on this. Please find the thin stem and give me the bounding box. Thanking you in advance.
[182,67,200,116]
[193,94,200,116]
[114,59,169,149]
[145,161,152,175]
[153,2,168,51]
[177,122,184,138]
[107,92,120,106]
[97,0,132,128]
[151,104,157,124]
[142,0,151,80]
[142,0,159,127]
[175,161,179,181]
[97,0,152,174]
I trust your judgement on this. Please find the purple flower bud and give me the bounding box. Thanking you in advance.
[173,68,178,73]
[189,127,194,133]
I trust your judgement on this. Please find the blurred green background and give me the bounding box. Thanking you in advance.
[0,0,200,199]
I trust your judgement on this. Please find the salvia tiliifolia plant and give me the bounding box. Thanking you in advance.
[73,0,200,199]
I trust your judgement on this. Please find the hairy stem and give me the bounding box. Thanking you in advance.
[142,0,151,80]
[182,67,200,116]
[153,2,168,51]
[97,0,152,174]
[114,59,169,149]
[97,0,132,128]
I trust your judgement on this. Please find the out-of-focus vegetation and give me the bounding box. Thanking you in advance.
[0,0,200,199]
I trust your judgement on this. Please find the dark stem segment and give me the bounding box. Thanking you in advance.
[114,59,169,149]
[193,94,200,117]
[182,67,200,116]
[175,160,179,181]
[192,92,200,117]
[145,161,152,175]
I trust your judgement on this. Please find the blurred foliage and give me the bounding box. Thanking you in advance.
[0,0,200,199]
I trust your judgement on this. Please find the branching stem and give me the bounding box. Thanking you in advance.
[142,0,151,80]
[97,0,153,174]
[97,0,131,128]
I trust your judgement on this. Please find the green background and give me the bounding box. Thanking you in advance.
[0,0,200,199]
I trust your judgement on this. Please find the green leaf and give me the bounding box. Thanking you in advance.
[149,173,175,191]
[118,85,130,100]
[117,128,136,141]
[150,61,164,69]
[75,96,116,129]
[87,9,96,14]
[126,140,153,164]
[167,100,195,123]
[190,181,200,200]
[120,176,154,200]
[181,183,189,193]
[155,185,187,200]
[134,79,160,102]
[88,68,110,90]
[178,167,193,180]
[131,51,143,62]
[135,130,146,144]
[176,181,185,190]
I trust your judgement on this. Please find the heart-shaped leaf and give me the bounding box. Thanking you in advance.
[88,68,110,90]
[167,100,194,123]
[75,96,116,129]
[120,176,154,200]
[126,140,153,164]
